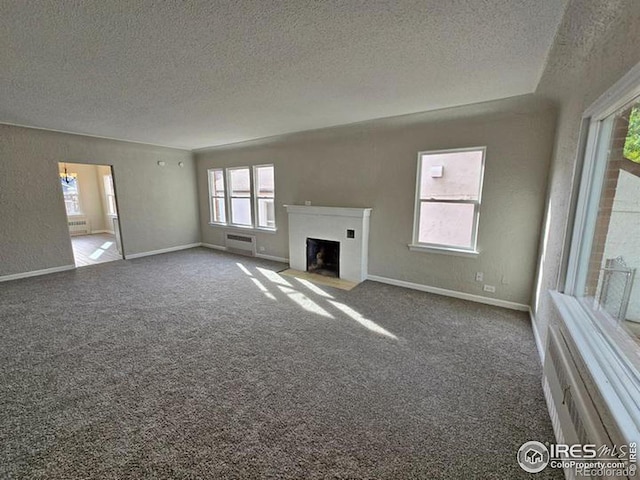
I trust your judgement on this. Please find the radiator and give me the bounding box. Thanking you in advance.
[225,232,256,256]
[543,327,613,479]
[68,217,91,236]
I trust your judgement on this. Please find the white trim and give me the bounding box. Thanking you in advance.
[583,60,640,119]
[201,243,289,263]
[256,253,289,263]
[564,118,599,294]
[558,58,640,446]
[0,122,190,151]
[408,244,479,257]
[91,229,114,234]
[209,165,278,230]
[551,291,640,444]
[201,242,228,251]
[253,164,276,230]
[207,223,278,234]
[227,166,253,228]
[126,243,201,259]
[284,205,372,218]
[565,117,614,295]
[367,274,529,311]
[529,307,546,364]
[412,146,486,252]
[207,168,227,224]
[0,264,76,283]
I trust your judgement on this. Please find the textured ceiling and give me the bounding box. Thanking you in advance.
[1,0,567,149]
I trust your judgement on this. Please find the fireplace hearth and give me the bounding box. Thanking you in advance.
[306,238,340,278]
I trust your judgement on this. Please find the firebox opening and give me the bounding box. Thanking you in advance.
[306,238,340,278]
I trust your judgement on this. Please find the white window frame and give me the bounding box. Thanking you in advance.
[103,174,117,216]
[227,166,254,228]
[208,168,228,225]
[253,164,276,230]
[207,165,276,232]
[554,61,640,444]
[409,146,485,256]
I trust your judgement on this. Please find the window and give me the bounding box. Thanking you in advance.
[558,64,640,440]
[207,164,275,230]
[209,169,226,224]
[103,174,117,216]
[60,175,81,215]
[411,147,485,253]
[567,92,640,363]
[254,165,275,228]
[228,167,252,226]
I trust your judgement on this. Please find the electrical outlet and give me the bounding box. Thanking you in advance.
[475,272,483,282]
[304,200,311,206]
[483,284,496,293]
[259,246,266,252]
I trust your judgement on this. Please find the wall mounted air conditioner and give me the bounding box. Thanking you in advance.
[225,232,256,257]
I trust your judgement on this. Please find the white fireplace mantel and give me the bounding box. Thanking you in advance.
[286,205,372,283]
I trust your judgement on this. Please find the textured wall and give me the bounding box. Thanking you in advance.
[532,0,640,346]
[0,125,200,276]
[196,95,557,306]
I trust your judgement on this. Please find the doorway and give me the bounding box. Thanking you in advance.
[59,162,124,267]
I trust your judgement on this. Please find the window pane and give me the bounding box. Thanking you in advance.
[231,198,252,225]
[61,176,79,195]
[229,168,250,197]
[255,165,274,197]
[257,198,275,228]
[61,177,81,215]
[211,169,225,196]
[64,195,81,215]
[103,175,114,196]
[582,99,640,336]
[420,150,483,200]
[211,197,226,223]
[107,195,117,216]
[419,202,475,248]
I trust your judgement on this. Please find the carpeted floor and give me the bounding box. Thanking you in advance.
[0,248,561,479]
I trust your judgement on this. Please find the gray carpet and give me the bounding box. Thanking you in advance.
[0,248,561,479]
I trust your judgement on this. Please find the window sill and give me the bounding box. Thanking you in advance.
[550,291,640,444]
[208,223,278,234]
[408,244,479,257]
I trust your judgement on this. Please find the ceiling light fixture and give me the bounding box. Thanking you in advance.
[59,164,77,184]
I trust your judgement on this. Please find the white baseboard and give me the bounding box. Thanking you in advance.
[256,253,289,263]
[529,307,546,364]
[367,274,530,312]
[201,243,227,251]
[126,243,201,259]
[200,243,289,263]
[92,229,115,235]
[0,264,76,283]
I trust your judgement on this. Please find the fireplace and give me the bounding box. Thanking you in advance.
[286,206,371,283]
[306,238,340,278]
